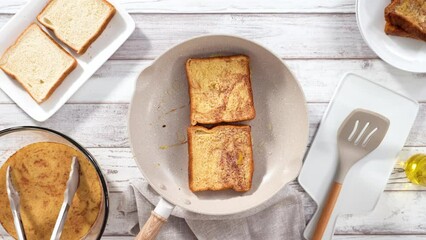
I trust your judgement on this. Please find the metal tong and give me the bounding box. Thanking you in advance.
[6,166,26,240]
[6,156,80,240]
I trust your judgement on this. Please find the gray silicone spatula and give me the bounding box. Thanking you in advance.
[313,109,390,240]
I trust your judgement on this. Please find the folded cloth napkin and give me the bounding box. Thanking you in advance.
[118,178,307,240]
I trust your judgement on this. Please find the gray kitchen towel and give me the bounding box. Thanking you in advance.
[118,178,306,240]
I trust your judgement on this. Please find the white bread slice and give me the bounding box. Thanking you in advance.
[0,23,77,103]
[37,0,116,55]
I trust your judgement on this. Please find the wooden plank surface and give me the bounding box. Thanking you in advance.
[0,104,129,148]
[4,236,417,240]
[113,13,375,60]
[1,181,424,237]
[3,236,421,240]
[300,191,426,235]
[0,14,375,59]
[335,237,426,240]
[0,147,421,194]
[0,59,425,105]
[0,170,425,237]
[0,102,424,147]
[0,0,356,14]
[0,236,135,240]
[335,191,426,235]
[0,103,423,147]
[55,59,426,103]
[84,146,426,192]
[1,0,425,239]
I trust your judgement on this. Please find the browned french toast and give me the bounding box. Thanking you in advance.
[384,0,426,41]
[186,55,256,125]
[385,21,421,39]
[188,125,253,192]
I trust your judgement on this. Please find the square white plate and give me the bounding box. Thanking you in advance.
[356,0,426,73]
[299,73,419,240]
[0,0,135,121]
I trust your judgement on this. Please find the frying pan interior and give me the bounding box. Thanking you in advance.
[128,35,308,215]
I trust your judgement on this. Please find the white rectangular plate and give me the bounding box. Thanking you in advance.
[299,73,419,240]
[0,0,135,121]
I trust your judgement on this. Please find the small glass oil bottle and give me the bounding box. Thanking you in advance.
[404,154,426,186]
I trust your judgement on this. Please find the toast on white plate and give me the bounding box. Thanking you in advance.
[0,23,77,103]
[37,0,116,54]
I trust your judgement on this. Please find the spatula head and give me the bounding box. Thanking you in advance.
[335,109,390,183]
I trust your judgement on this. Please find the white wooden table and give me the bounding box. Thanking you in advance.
[1,1,426,239]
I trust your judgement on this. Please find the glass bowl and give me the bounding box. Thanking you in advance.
[0,126,109,239]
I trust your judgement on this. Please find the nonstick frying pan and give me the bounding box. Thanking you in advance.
[128,35,308,239]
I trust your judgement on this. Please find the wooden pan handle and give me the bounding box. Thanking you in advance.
[312,182,342,240]
[135,211,167,240]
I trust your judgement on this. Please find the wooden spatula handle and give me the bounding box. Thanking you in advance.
[135,211,167,240]
[312,182,342,240]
